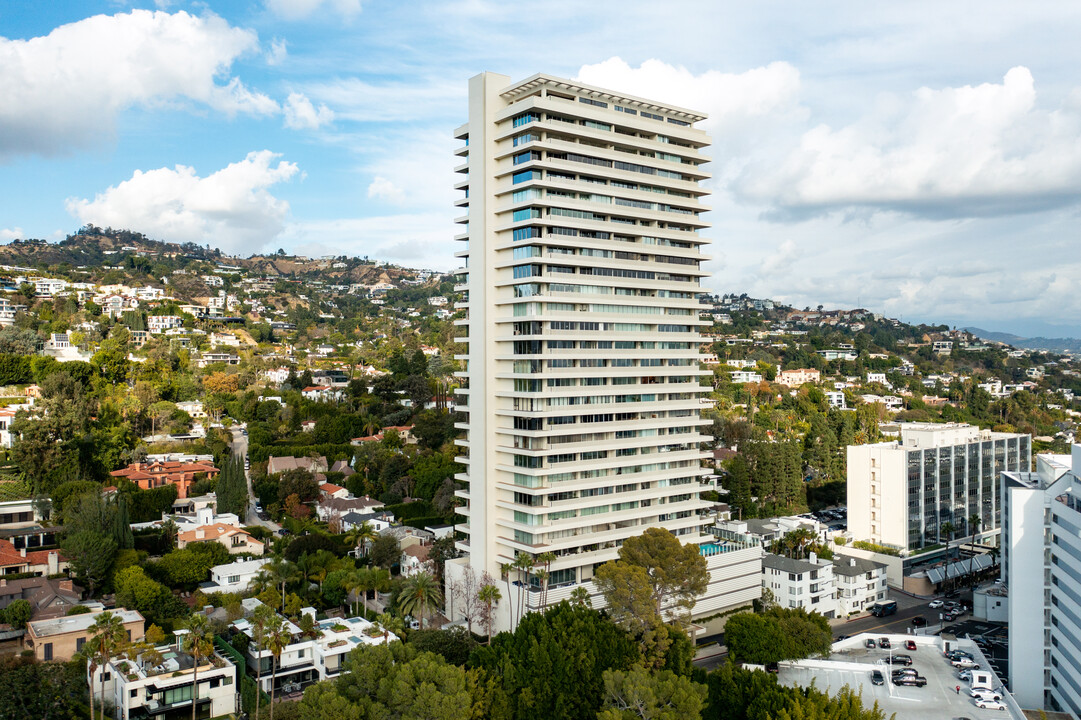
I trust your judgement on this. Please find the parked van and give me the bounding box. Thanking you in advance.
[871,601,898,617]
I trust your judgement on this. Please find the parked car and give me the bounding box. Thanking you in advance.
[905,640,917,651]
[879,638,891,649]
[870,670,885,685]
[911,616,927,627]
[866,638,877,649]
[957,670,973,682]
[891,668,918,678]
[970,688,1003,701]
[894,675,928,687]
[952,659,980,669]
[885,654,913,666]
[946,650,974,660]
[974,699,1006,711]
[943,612,958,622]
[928,599,944,608]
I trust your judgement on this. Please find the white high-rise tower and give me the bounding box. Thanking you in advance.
[446,72,721,630]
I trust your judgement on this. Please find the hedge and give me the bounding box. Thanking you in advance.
[248,443,355,464]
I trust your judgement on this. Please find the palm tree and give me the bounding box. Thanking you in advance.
[376,612,404,645]
[537,551,557,608]
[570,586,592,608]
[967,513,983,575]
[183,614,214,720]
[534,569,550,611]
[363,567,391,617]
[264,612,289,720]
[399,571,444,629]
[940,520,957,588]
[263,558,300,613]
[513,554,534,621]
[477,584,501,645]
[345,521,378,557]
[250,604,275,720]
[87,611,126,720]
[499,563,514,627]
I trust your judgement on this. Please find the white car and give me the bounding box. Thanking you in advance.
[929,600,944,608]
[971,688,1002,701]
[974,699,1006,711]
[957,670,973,682]
[952,659,980,669]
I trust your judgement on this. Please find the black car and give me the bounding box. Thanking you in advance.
[891,668,918,678]
[870,670,885,685]
[885,654,913,666]
[911,616,927,627]
[893,675,928,687]
[879,638,891,649]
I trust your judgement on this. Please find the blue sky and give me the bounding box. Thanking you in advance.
[2,1,1081,337]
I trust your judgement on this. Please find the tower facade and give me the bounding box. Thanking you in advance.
[447,72,715,629]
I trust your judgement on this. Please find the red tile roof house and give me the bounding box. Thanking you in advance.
[109,460,219,499]
[0,538,65,576]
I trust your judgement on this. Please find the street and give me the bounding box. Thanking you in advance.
[228,427,279,533]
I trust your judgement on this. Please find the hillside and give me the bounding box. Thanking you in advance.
[965,327,1081,354]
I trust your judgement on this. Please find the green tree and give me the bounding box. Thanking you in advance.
[87,610,127,720]
[62,530,117,597]
[0,655,90,720]
[183,614,214,720]
[399,571,443,629]
[251,604,277,720]
[369,533,400,570]
[723,607,832,664]
[469,602,639,720]
[216,456,249,517]
[307,642,473,720]
[477,583,501,645]
[2,599,31,629]
[264,609,289,720]
[598,665,708,720]
[596,527,708,622]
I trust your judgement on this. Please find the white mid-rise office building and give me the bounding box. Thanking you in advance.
[1002,447,1081,717]
[847,422,1030,552]
[445,72,717,630]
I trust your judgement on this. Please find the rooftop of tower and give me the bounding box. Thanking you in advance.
[498,72,707,124]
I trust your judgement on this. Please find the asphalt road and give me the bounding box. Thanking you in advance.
[229,427,279,533]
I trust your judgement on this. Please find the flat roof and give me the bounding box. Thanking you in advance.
[499,73,707,122]
[29,608,143,637]
[777,633,1020,720]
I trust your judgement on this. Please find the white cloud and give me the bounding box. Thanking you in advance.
[303,77,462,123]
[738,66,1081,219]
[0,228,25,243]
[65,151,299,254]
[283,92,334,130]
[266,37,288,65]
[0,10,277,159]
[265,0,362,21]
[366,177,406,205]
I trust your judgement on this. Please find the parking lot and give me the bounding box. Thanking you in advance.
[777,634,1019,720]
[944,619,1009,688]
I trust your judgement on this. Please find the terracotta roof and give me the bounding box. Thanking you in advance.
[179,524,263,547]
[402,545,431,561]
[320,483,346,495]
[0,539,59,569]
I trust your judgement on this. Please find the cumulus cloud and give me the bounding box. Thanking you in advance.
[737,66,1081,219]
[283,92,334,130]
[0,10,277,159]
[265,0,362,20]
[65,151,299,254]
[0,228,25,243]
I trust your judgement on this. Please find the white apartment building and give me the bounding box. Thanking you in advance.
[833,555,888,616]
[848,422,1030,552]
[1002,447,1081,717]
[762,552,836,617]
[94,632,238,720]
[730,370,763,384]
[148,315,183,334]
[231,605,397,693]
[445,72,716,631]
[776,368,820,387]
